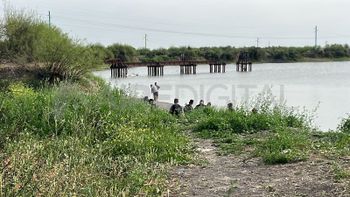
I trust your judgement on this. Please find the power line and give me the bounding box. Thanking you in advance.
[46,14,350,44]
[52,15,318,40]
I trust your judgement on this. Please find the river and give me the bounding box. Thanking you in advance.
[94,61,350,131]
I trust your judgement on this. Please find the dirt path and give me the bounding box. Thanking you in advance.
[169,137,350,197]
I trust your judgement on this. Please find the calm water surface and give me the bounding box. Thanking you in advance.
[94,61,350,131]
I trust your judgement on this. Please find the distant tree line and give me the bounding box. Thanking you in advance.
[104,44,350,63]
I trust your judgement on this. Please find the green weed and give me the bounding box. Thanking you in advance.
[255,128,310,164]
[338,115,350,134]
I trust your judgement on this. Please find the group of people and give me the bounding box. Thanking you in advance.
[169,99,257,116]
[170,99,214,116]
[144,81,254,116]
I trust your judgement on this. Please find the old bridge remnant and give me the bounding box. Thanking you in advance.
[236,52,252,72]
[107,52,252,78]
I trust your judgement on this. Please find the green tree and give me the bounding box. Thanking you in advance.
[88,44,114,65]
[107,44,137,61]
[35,25,91,82]
[0,8,100,82]
[324,44,349,58]
[0,10,41,63]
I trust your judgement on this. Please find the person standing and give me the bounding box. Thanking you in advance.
[150,82,160,101]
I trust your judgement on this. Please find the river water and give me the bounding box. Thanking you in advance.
[94,61,350,131]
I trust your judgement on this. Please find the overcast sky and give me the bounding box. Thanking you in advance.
[1,0,350,49]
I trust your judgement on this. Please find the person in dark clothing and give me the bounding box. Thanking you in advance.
[149,99,156,107]
[184,99,194,113]
[195,100,205,109]
[252,108,258,114]
[206,102,212,107]
[227,102,234,111]
[169,98,182,116]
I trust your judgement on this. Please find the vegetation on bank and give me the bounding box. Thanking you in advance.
[181,95,350,167]
[0,82,192,196]
[0,9,109,82]
[2,80,350,195]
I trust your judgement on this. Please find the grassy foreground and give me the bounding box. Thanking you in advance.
[1,80,350,195]
[0,82,192,196]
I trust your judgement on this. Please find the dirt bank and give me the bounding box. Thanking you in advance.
[169,137,350,197]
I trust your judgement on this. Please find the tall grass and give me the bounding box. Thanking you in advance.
[255,128,311,164]
[0,83,191,196]
[185,98,309,137]
[181,91,314,164]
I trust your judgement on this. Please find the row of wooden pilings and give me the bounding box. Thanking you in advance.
[180,64,197,75]
[110,62,251,78]
[147,65,164,76]
[110,64,128,78]
[209,63,226,73]
[236,62,252,72]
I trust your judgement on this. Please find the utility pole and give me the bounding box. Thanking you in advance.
[314,25,318,47]
[256,37,260,48]
[48,11,51,27]
[144,34,148,49]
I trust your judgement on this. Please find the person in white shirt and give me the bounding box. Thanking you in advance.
[150,82,160,101]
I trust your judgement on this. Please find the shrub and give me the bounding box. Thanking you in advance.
[256,128,310,164]
[0,8,104,82]
[338,115,350,134]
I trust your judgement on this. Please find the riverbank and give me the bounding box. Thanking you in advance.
[166,105,350,196]
[2,74,350,196]
[169,135,350,196]
[154,99,350,196]
[140,94,350,196]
